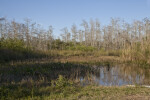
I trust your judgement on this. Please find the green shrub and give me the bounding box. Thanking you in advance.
[0,39,48,62]
[0,39,25,50]
[51,75,73,88]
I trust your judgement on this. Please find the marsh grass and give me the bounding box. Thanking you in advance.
[1,76,150,100]
[0,62,101,88]
[1,48,150,99]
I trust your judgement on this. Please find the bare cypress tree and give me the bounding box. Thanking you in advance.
[0,17,5,39]
[143,18,150,40]
[24,19,31,49]
[95,19,101,49]
[103,26,108,50]
[78,30,84,44]
[47,26,53,50]
[61,27,70,42]
[90,19,95,46]
[29,22,36,50]
[71,24,78,45]
[81,20,89,46]
[11,20,19,39]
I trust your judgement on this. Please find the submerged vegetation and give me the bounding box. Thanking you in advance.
[0,17,150,99]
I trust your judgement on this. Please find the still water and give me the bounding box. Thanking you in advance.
[77,64,150,86]
[1,63,150,86]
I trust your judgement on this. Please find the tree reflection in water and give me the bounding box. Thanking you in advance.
[79,64,150,86]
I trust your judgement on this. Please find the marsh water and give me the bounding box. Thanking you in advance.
[1,63,150,86]
[76,64,150,86]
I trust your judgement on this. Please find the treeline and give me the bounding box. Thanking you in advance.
[60,18,150,51]
[0,17,150,63]
[0,18,53,51]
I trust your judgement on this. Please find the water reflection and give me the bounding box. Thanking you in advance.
[1,63,150,86]
[78,64,150,86]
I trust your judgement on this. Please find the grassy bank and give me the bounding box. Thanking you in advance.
[1,75,150,100]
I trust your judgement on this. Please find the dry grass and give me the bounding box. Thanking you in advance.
[53,56,121,63]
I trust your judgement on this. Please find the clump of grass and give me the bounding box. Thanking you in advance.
[51,75,73,88]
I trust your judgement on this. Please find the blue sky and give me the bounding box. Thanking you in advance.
[0,0,150,38]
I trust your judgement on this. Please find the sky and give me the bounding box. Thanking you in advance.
[0,0,150,38]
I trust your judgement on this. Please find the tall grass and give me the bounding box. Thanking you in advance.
[122,41,150,66]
